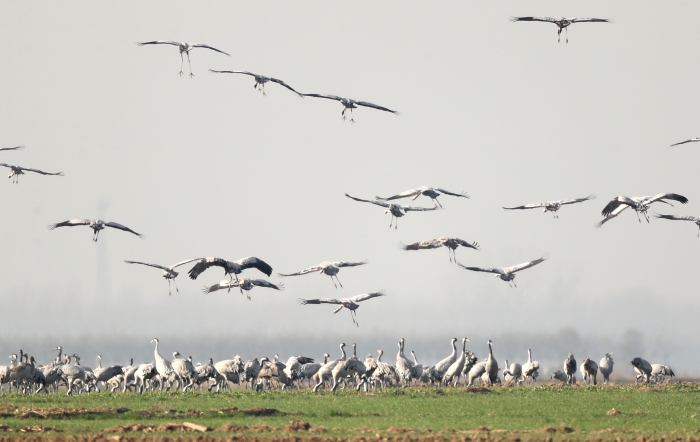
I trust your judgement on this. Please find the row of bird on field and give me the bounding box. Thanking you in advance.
[0,338,675,396]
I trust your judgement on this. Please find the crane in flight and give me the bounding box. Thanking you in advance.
[345,193,439,229]
[48,219,143,241]
[0,163,63,184]
[136,41,229,77]
[124,258,202,295]
[203,278,283,299]
[653,213,700,237]
[376,186,469,208]
[0,145,24,152]
[187,257,273,294]
[670,137,700,147]
[457,254,548,287]
[209,70,303,97]
[399,237,480,263]
[302,94,398,123]
[299,292,385,327]
[510,16,610,43]
[600,193,688,224]
[278,260,366,288]
[503,195,595,218]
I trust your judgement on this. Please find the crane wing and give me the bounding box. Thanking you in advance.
[652,213,699,222]
[333,260,367,268]
[647,193,689,206]
[124,260,169,271]
[376,188,422,201]
[399,204,440,212]
[0,145,24,151]
[354,101,399,115]
[18,167,64,176]
[251,279,283,290]
[399,239,442,250]
[510,16,558,23]
[209,69,255,76]
[299,298,342,305]
[104,221,144,238]
[278,265,322,277]
[434,188,470,198]
[456,262,503,274]
[0,163,12,169]
[505,254,548,273]
[47,219,91,230]
[601,196,636,217]
[453,238,480,250]
[188,257,228,280]
[560,194,595,205]
[169,258,204,270]
[670,138,700,147]
[191,44,230,55]
[345,193,390,208]
[570,18,610,23]
[503,202,547,210]
[302,94,343,102]
[234,256,273,276]
[203,280,236,294]
[136,41,181,47]
[595,204,629,228]
[270,78,303,96]
[350,291,385,303]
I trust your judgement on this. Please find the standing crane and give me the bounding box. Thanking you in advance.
[503,195,595,218]
[48,219,143,241]
[136,41,229,77]
[0,163,63,184]
[124,258,202,295]
[457,254,548,287]
[345,193,439,229]
[377,186,469,208]
[399,237,479,263]
[209,70,303,97]
[302,93,398,123]
[299,291,385,327]
[600,193,688,224]
[510,16,610,43]
[278,260,366,288]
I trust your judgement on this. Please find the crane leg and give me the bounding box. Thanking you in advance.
[557,28,561,43]
[394,217,398,230]
[341,108,346,121]
[350,108,355,124]
[434,198,443,208]
[179,52,184,76]
[335,275,343,288]
[261,84,266,97]
[566,27,569,43]
[186,52,194,78]
[330,275,337,288]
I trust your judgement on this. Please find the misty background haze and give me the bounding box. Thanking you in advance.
[1,1,699,377]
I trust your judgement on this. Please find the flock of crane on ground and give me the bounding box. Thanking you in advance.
[1,14,694,395]
[0,338,675,395]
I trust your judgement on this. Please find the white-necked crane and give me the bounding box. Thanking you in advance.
[399,237,480,263]
[278,260,367,288]
[457,254,548,287]
[0,145,24,152]
[345,193,439,229]
[48,219,143,241]
[136,41,229,77]
[209,70,303,97]
[510,16,610,43]
[599,193,688,224]
[299,291,385,327]
[376,186,469,208]
[670,137,700,147]
[124,258,202,295]
[302,94,398,123]
[504,195,595,218]
[0,163,63,184]
[653,213,700,237]
[203,278,283,299]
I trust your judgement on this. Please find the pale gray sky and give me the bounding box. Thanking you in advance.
[1,1,699,374]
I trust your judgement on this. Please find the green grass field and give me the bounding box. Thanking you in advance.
[0,384,698,439]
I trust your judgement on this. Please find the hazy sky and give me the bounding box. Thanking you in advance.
[1,1,699,373]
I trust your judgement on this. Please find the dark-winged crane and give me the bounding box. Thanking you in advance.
[457,254,548,287]
[510,16,610,43]
[278,260,366,288]
[299,291,385,327]
[203,278,283,299]
[48,219,143,241]
[136,41,229,77]
[302,94,398,123]
[377,186,469,208]
[599,193,688,225]
[209,70,303,97]
[504,195,595,218]
[188,257,273,294]
[670,137,700,147]
[345,193,439,229]
[124,258,202,295]
[653,213,700,236]
[0,163,63,184]
[399,237,479,262]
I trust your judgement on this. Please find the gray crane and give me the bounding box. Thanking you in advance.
[209,69,303,97]
[188,256,273,295]
[433,338,459,380]
[485,340,499,386]
[599,352,614,384]
[600,193,688,224]
[124,258,202,295]
[521,349,540,385]
[564,353,577,385]
[510,16,610,43]
[302,94,398,123]
[377,186,469,208]
[0,145,24,152]
[504,195,595,218]
[48,219,143,242]
[653,213,700,237]
[346,193,439,229]
[136,41,229,77]
[457,254,547,287]
[399,237,479,263]
[0,163,63,184]
[670,137,700,147]
[299,291,385,327]
[630,357,652,383]
[203,278,283,299]
[279,260,366,288]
